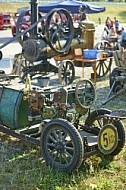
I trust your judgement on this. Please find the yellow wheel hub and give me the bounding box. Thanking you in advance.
[98,124,118,155]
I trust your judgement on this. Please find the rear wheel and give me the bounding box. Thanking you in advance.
[85,109,125,156]
[94,40,113,78]
[40,118,84,172]
[94,58,113,78]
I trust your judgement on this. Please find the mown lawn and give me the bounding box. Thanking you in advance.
[88,4,126,24]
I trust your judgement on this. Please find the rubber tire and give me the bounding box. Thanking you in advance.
[40,118,84,172]
[85,108,125,156]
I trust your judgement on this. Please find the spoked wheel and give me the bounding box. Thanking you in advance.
[109,67,123,93]
[19,61,34,80]
[94,40,113,78]
[94,58,113,78]
[85,109,125,156]
[12,53,34,79]
[40,118,84,172]
[75,79,96,109]
[12,53,24,75]
[45,8,74,53]
[58,60,75,85]
[94,40,113,51]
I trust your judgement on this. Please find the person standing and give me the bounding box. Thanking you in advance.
[79,5,88,21]
[105,17,111,30]
[121,27,126,48]
[114,19,119,34]
[98,17,101,25]
[101,26,109,40]
[114,17,117,24]
[116,30,122,50]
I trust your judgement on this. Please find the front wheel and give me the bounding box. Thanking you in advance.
[40,118,84,172]
[58,60,75,86]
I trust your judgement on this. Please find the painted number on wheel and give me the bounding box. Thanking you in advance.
[101,128,116,150]
[98,124,118,154]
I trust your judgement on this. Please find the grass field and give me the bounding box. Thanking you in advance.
[0,2,126,190]
[0,2,126,24]
[0,79,126,189]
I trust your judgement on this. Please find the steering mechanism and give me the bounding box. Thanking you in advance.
[45,9,74,53]
[75,79,96,109]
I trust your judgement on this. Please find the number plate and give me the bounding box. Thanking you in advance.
[98,124,118,155]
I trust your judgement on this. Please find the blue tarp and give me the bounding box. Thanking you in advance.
[38,0,106,14]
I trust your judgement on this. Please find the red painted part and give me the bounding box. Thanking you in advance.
[11,13,31,36]
[0,14,4,30]
[3,13,14,28]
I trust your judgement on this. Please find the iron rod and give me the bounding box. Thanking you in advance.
[0,125,40,146]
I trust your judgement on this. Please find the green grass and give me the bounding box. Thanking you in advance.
[89,4,126,24]
[1,143,126,190]
[0,131,126,190]
[0,79,126,190]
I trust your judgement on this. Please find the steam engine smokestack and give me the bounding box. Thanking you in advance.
[30,0,38,37]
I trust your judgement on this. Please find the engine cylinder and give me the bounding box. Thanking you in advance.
[22,39,48,62]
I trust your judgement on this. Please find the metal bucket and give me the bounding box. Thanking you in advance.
[0,86,38,129]
[37,76,50,87]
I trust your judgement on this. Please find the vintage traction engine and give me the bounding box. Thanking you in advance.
[0,0,125,172]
